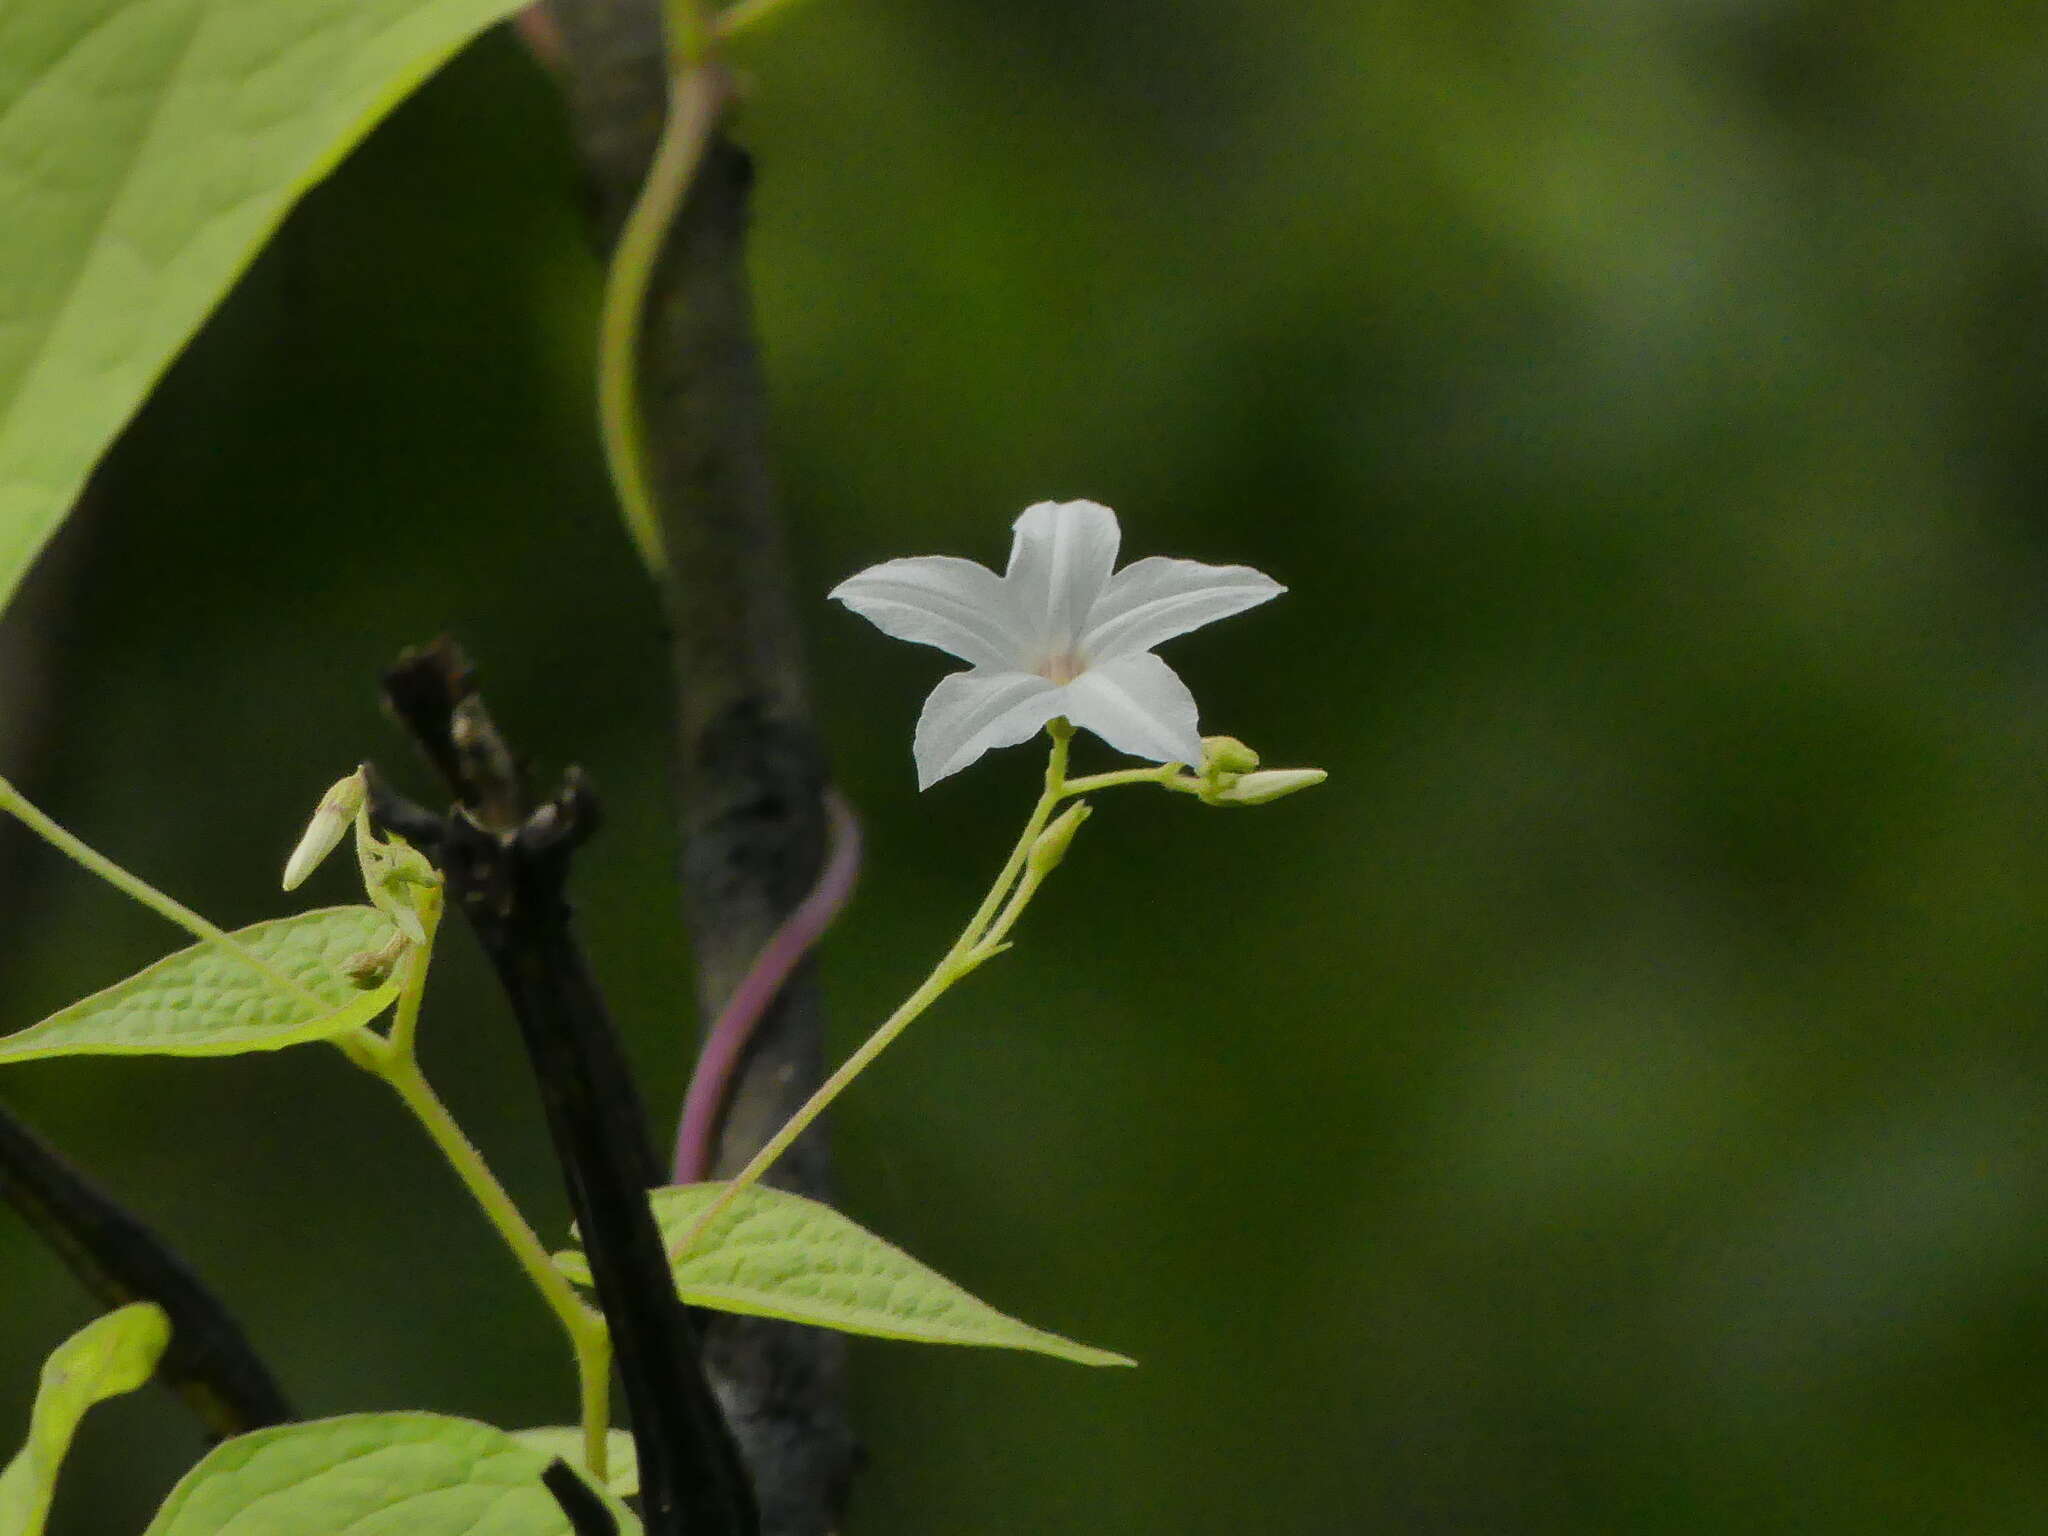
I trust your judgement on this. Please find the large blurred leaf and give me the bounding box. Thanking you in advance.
[557,1182,1136,1368]
[142,1413,641,1536]
[0,906,399,1064]
[0,0,530,617]
[0,1303,169,1536]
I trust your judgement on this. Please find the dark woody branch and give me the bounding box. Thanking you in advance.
[377,640,755,1536]
[543,1458,621,1536]
[0,1100,294,1438]
[534,5,855,1529]
[533,14,837,1089]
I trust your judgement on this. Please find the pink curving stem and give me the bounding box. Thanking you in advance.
[512,6,566,72]
[671,789,862,1184]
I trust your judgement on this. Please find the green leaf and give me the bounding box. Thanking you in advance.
[0,906,400,1064]
[507,1429,638,1500]
[556,1183,1136,1369]
[0,0,531,618]
[1,1303,170,1536]
[143,1413,642,1536]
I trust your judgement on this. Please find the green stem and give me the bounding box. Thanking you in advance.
[669,724,1074,1258]
[1059,764,1190,796]
[665,0,714,68]
[578,1328,615,1478]
[972,827,1064,959]
[384,921,429,1060]
[349,939,614,1482]
[597,62,727,581]
[714,0,811,40]
[0,776,322,1008]
[957,721,1071,947]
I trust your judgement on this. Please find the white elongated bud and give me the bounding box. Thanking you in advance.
[283,769,368,891]
[1026,801,1092,879]
[1205,768,1327,806]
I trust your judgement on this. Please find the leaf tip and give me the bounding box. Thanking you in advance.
[1066,1343,1138,1368]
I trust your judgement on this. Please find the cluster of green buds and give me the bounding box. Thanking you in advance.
[283,767,442,984]
[1191,736,1325,807]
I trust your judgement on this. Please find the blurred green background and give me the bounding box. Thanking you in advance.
[7,1,2048,1531]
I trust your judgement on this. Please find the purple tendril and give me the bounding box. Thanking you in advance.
[511,7,566,72]
[671,789,862,1184]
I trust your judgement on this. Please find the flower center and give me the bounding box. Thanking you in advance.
[1038,650,1084,685]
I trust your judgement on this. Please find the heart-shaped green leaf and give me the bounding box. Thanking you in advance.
[508,1428,638,1500]
[0,0,531,619]
[1,1303,170,1536]
[556,1183,1135,1369]
[0,906,400,1064]
[143,1413,641,1536]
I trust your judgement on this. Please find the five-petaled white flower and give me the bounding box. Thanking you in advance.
[830,500,1285,788]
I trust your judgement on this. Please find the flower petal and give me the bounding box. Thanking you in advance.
[913,670,1067,789]
[1061,653,1204,766]
[831,556,1024,669]
[1004,501,1122,653]
[1081,556,1284,661]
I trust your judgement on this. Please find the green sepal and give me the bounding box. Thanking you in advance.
[142,1413,641,1536]
[356,832,437,946]
[0,1303,170,1536]
[556,1183,1135,1369]
[0,907,400,1064]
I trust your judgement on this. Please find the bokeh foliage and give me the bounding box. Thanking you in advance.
[5,2,2048,1532]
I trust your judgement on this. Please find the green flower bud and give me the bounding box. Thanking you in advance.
[283,768,368,891]
[1026,801,1092,878]
[1203,768,1327,806]
[1200,736,1261,775]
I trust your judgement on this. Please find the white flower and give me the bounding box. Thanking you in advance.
[830,500,1284,788]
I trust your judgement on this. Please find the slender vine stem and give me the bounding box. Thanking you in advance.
[596,61,728,581]
[348,931,614,1482]
[668,723,1074,1258]
[0,776,322,1007]
[958,722,1073,951]
[1060,763,1190,796]
[368,1046,613,1476]
[672,790,862,1183]
[664,0,714,69]
[713,0,812,40]
[972,805,1076,960]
